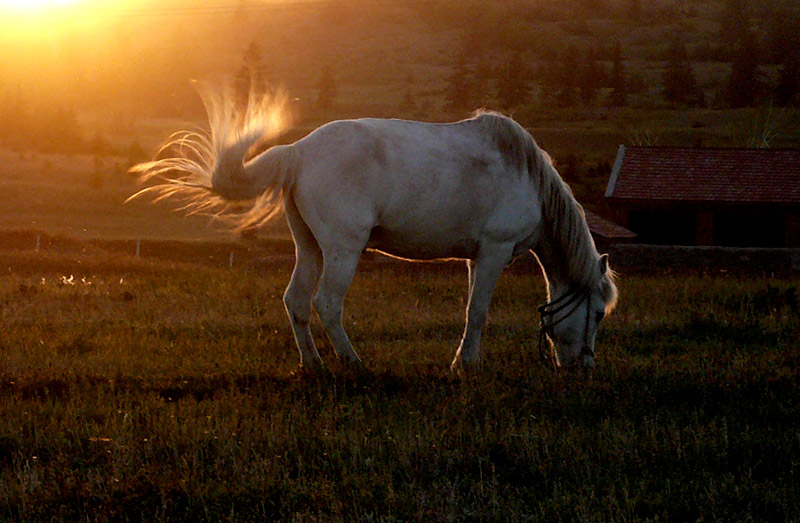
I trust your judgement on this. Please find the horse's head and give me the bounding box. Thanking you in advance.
[539,254,617,370]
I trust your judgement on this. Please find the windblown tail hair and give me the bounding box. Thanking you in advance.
[127,81,292,230]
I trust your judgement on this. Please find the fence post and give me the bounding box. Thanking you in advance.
[35,234,40,253]
[136,238,141,259]
[229,252,234,269]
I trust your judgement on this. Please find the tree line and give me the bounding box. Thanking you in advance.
[443,0,800,112]
[3,0,799,157]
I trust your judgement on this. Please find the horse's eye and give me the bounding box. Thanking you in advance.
[595,311,605,323]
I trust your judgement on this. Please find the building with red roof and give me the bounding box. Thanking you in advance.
[584,209,637,248]
[605,146,800,247]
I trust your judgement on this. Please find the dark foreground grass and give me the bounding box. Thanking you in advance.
[0,249,799,521]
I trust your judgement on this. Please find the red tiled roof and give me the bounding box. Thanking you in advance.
[584,209,636,240]
[605,146,800,205]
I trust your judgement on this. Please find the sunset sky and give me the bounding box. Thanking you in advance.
[0,0,81,10]
[1,0,115,41]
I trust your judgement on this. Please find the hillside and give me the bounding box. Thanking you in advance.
[1,0,799,240]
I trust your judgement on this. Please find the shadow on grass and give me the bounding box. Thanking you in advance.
[614,313,796,356]
[3,358,798,426]
[0,366,457,403]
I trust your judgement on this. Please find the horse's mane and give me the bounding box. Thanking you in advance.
[472,112,617,311]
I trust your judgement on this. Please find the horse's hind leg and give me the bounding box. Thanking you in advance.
[313,247,362,365]
[283,197,324,370]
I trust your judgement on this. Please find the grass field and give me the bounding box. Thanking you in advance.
[0,149,294,243]
[3,2,800,518]
[0,245,798,521]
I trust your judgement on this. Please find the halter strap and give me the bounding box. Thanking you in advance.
[538,287,594,368]
[538,287,587,321]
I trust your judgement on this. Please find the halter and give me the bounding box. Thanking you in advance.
[537,287,594,369]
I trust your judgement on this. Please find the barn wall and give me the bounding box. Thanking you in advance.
[617,203,800,248]
[696,212,714,246]
[713,211,787,247]
[627,210,697,246]
[787,213,800,247]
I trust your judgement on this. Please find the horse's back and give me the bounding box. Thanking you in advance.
[290,115,541,259]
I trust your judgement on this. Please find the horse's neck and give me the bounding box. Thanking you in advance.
[533,232,577,298]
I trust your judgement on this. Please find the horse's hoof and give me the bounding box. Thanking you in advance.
[292,360,326,378]
[450,358,479,378]
[343,356,364,368]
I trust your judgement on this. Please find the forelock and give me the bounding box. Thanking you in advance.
[599,270,618,314]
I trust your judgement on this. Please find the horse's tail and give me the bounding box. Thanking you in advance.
[127,82,295,232]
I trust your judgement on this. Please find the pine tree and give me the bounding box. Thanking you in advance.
[626,0,642,20]
[445,53,474,112]
[233,41,270,113]
[400,73,416,113]
[724,30,763,108]
[719,0,750,60]
[578,49,605,106]
[496,51,530,110]
[316,65,337,111]
[768,11,800,106]
[557,46,580,108]
[608,41,628,107]
[38,103,85,153]
[662,40,703,106]
[775,54,800,106]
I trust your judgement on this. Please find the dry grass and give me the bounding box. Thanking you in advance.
[0,247,798,521]
[0,149,294,242]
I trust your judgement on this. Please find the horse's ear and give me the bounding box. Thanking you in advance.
[599,253,609,274]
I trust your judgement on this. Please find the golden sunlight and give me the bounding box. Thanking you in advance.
[0,0,79,9]
[0,0,104,40]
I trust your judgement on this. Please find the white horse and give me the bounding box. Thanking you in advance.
[131,88,617,371]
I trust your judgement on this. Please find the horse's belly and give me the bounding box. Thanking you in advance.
[366,226,479,261]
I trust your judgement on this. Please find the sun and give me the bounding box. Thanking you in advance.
[0,0,94,40]
[0,0,79,10]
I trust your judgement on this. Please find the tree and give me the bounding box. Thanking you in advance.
[768,11,800,105]
[625,0,642,20]
[662,40,703,106]
[400,73,417,113]
[775,54,800,106]
[766,9,798,64]
[233,41,270,114]
[608,41,629,107]
[0,87,26,147]
[556,46,580,108]
[724,30,763,108]
[316,65,337,111]
[444,52,474,112]
[718,0,750,61]
[36,102,85,154]
[496,51,531,110]
[577,49,605,106]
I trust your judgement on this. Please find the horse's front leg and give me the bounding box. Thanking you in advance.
[451,243,513,372]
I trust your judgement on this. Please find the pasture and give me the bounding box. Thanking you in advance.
[0,245,798,521]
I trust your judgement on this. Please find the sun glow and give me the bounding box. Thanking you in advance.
[0,0,104,41]
[0,0,80,10]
